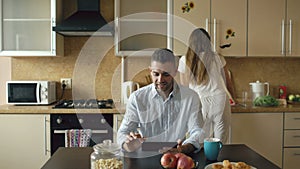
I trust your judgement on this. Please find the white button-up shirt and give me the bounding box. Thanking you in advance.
[117,83,204,152]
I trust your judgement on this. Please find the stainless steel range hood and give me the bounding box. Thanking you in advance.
[53,0,113,36]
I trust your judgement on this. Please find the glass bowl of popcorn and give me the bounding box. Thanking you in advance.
[90,140,123,169]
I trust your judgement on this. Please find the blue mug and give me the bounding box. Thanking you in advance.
[204,138,223,161]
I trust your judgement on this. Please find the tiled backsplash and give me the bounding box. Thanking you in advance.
[11,37,300,101]
[226,57,300,99]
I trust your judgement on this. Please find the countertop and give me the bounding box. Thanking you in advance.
[0,104,125,114]
[231,102,300,113]
[1,102,300,114]
[41,144,280,169]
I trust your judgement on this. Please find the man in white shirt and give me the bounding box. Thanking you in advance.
[117,48,205,154]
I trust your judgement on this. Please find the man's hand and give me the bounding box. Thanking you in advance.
[122,132,146,152]
[159,139,195,154]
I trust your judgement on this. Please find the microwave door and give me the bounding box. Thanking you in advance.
[7,83,38,104]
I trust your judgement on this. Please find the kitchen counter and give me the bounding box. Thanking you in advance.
[1,102,300,114]
[0,104,125,114]
[41,144,280,169]
[231,102,300,113]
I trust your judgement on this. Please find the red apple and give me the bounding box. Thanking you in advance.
[177,155,195,169]
[174,153,187,159]
[161,152,178,169]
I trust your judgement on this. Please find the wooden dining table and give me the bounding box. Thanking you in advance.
[41,144,281,169]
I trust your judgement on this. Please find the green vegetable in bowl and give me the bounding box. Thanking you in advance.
[253,95,279,107]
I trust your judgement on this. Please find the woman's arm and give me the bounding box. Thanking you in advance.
[223,65,236,101]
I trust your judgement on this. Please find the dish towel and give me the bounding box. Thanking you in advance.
[65,129,92,147]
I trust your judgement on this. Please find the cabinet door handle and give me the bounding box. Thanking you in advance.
[293,135,300,138]
[294,153,300,156]
[293,118,300,120]
[115,115,119,131]
[205,18,209,33]
[213,18,217,52]
[51,17,56,54]
[288,19,292,55]
[167,0,173,50]
[115,16,120,55]
[44,116,48,156]
[281,20,285,55]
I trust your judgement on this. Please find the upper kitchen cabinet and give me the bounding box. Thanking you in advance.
[248,0,285,57]
[211,0,247,57]
[173,0,210,56]
[0,0,63,56]
[115,0,172,56]
[286,0,300,56]
[172,0,247,57]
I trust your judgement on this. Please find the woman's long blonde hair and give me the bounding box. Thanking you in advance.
[185,28,215,85]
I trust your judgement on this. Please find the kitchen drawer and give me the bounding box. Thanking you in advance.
[283,148,300,169]
[284,130,300,147]
[285,113,300,129]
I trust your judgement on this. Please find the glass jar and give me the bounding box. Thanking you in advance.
[90,139,123,169]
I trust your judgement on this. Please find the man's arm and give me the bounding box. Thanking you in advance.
[117,94,143,152]
[182,92,204,153]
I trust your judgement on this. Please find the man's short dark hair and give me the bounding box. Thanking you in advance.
[151,48,175,65]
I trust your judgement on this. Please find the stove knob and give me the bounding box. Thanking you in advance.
[78,118,84,124]
[56,117,63,124]
[100,118,106,124]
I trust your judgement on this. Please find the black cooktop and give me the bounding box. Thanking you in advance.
[52,99,114,109]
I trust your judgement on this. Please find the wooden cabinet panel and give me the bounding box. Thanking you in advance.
[231,112,283,167]
[248,0,285,57]
[113,114,124,142]
[284,130,300,147]
[0,114,50,169]
[173,0,210,56]
[284,148,300,169]
[211,0,247,57]
[173,0,246,57]
[286,0,300,56]
[283,112,300,169]
[284,113,300,129]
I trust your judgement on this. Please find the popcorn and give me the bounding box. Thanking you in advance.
[91,158,123,169]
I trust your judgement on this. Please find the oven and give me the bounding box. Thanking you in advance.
[50,113,113,155]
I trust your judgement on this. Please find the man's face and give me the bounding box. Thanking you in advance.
[149,61,177,94]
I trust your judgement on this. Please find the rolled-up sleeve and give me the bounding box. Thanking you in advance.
[117,94,139,147]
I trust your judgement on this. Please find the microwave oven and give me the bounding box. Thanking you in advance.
[6,81,57,105]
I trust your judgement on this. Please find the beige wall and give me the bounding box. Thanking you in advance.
[10,37,300,102]
[0,57,11,105]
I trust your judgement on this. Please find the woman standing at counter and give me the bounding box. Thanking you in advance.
[178,28,232,143]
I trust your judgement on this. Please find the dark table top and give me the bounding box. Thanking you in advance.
[41,144,281,169]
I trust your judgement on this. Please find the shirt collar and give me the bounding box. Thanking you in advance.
[150,82,179,100]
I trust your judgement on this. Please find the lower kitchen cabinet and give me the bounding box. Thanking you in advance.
[284,148,300,169]
[283,112,300,169]
[0,114,50,169]
[231,112,283,168]
[113,114,124,142]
